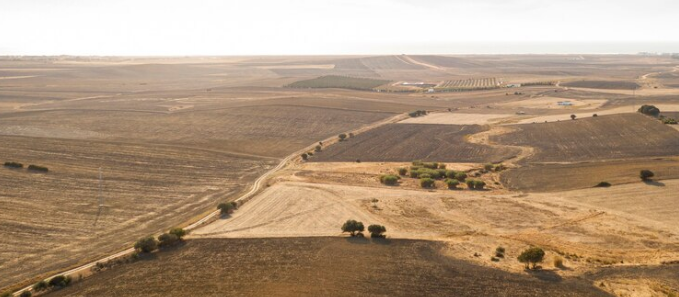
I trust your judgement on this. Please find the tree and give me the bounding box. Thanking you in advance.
[466,180,475,189]
[338,133,347,141]
[134,236,158,253]
[593,114,598,117]
[33,280,48,292]
[169,228,187,240]
[420,177,435,188]
[640,169,655,181]
[517,247,545,269]
[218,202,235,214]
[315,145,322,152]
[341,220,365,236]
[48,275,71,288]
[301,153,308,161]
[570,114,576,120]
[20,290,32,297]
[397,167,407,176]
[380,174,399,186]
[368,224,387,238]
[158,233,179,247]
[455,172,467,182]
[473,180,486,190]
[638,105,660,117]
[445,179,459,189]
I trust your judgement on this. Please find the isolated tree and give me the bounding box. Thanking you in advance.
[48,275,71,288]
[640,169,655,181]
[134,236,158,253]
[338,133,347,141]
[517,247,545,269]
[570,114,576,120]
[315,145,322,152]
[638,105,660,117]
[218,202,235,215]
[301,153,308,161]
[169,228,187,240]
[368,224,387,238]
[33,280,48,292]
[158,233,179,247]
[341,219,365,236]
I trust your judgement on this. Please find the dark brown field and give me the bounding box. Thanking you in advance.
[311,124,520,163]
[48,238,610,297]
[562,80,640,90]
[493,113,679,163]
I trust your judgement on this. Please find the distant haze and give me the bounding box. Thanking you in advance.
[1,0,678,55]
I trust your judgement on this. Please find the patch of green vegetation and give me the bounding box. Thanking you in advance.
[287,75,390,90]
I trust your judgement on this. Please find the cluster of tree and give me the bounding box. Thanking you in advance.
[341,219,386,238]
[483,163,506,173]
[27,165,49,172]
[465,180,486,190]
[638,105,660,117]
[517,247,545,270]
[218,201,239,215]
[408,110,428,117]
[379,174,400,186]
[134,228,187,254]
[3,161,23,168]
[15,274,74,297]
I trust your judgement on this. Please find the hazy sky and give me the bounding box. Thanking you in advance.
[1,0,678,55]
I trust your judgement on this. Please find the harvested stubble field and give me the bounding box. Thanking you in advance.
[493,113,679,163]
[48,238,610,297]
[501,158,679,192]
[311,123,520,163]
[0,135,276,289]
[287,75,390,90]
[562,80,641,90]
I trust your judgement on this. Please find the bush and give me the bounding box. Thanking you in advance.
[218,202,235,214]
[554,256,564,268]
[483,164,494,172]
[397,167,407,176]
[454,172,467,182]
[33,280,48,291]
[341,219,364,236]
[438,163,446,169]
[445,170,457,179]
[436,168,447,177]
[495,246,505,258]
[473,180,486,190]
[315,145,322,152]
[517,247,545,269]
[301,153,308,160]
[134,236,158,253]
[444,179,459,189]
[3,161,23,168]
[420,177,435,188]
[422,162,438,169]
[20,290,32,297]
[48,275,71,288]
[640,170,655,181]
[466,180,475,189]
[595,181,611,187]
[380,174,399,186]
[408,110,428,117]
[570,114,577,120]
[368,224,387,238]
[638,104,660,117]
[338,133,347,141]
[169,228,187,240]
[158,233,180,247]
[27,165,49,172]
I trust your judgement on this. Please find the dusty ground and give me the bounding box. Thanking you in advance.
[399,112,512,125]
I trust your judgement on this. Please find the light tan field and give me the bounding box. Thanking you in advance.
[399,112,512,125]
[496,96,608,110]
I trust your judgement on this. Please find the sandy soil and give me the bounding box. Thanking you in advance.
[399,112,513,125]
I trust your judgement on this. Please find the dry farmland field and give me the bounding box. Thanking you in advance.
[48,238,610,297]
[311,123,520,163]
[562,80,641,90]
[437,77,500,91]
[286,75,390,91]
[492,113,679,163]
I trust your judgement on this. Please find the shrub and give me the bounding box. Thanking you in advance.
[554,256,564,268]
[307,151,313,156]
[473,180,486,190]
[27,165,49,172]
[380,174,399,186]
[595,181,611,187]
[408,110,428,117]
[338,133,347,141]
[301,153,308,161]
[134,236,158,253]
[158,233,180,247]
[640,170,655,181]
[423,162,438,169]
[169,228,187,240]
[341,219,364,236]
[3,161,23,168]
[593,114,598,117]
[444,179,459,189]
[466,180,475,189]
[315,145,322,152]
[419,173,432,179]
[438,163,447,169]
[48,275,71,288]
[420,177,435,188]
[409,170,420,178]
[218,202,235,214]
[436,168,447,177]
[638,105,660,117]
[412,161,423,166]
[368,224,387,238]
[490,257,500,262]
[495,247,505,258]
[517,247,545,269]
[397,167,407,176]
[570,114,577,120]
[20,291,32,297]
[483,164,494,172]
[454,172,467,182]
[33,280,48,291]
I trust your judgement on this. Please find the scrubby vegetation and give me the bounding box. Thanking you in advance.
[287,75,390,91]
[466,180,486,190]
[48,275,72,288]
[420,177,435,188]
[368,224,387,238]
[27,165,49,172]
[444,179,459,189]
[301,153,308,160]
[218,201,238,215]
[638,104,660,117]
[338,133,347,141]
[33,280,48,292]
[408,110,428,117]
[134,236,159,253]
[517,247,545,269]
[553,256,564,268]
[158,233,180,248]
[397,167,407,176]
[595,181,611,187]
[341,219,365,237]
[3,161,23,168]
[495,247,505,258]
[379,174,400,186]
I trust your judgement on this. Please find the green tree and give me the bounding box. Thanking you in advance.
[341,220,365,236]
[474,180,486,190]
[338,133,347,141]
[638,105,660,117]
[218,202,235,214]
[570,114,576,120]
[640,170,655,181]
[445,179,459,189]
[455,172,467,182]
[134,236,158,253]
[158,233,179,247]
[315,145,322,152]
[397,167,407,176]
[466,180,475,189]
[301,153,308,161]
[169,228,187,240]
[517,247,545,269]
[380,174,399,186]
[48,275,71,288]
[33,280,48,292]
[420,177,435,188]
[20,290,32,297]
[368,224,387,238]
[484,164,494,172]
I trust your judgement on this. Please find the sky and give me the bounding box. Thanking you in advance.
[1,0,678,55]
